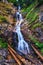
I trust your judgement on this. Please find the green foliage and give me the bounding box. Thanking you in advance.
[0,15,7,23]
[7,0,43,7]
[29,35,43,48]
[28,35,43,55]
[20,0,36,7]
[21,1,38,24]
[0,38,8,48]
[32,22,42,30]
[38,0,43,5]
[21,1,38,13]
[0,15,5,20]
[40,48,43,55]
[7,0,38,7]
[36,43,43,48]
[8,0,16,3]
[26,11,38,26]
[8,0,18,6]
[27,11,38,20]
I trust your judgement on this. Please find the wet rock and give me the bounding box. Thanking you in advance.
[0,55,4,61]
[39,11,43,22]
[41,16,43,22]
[35,28,43,42]
[35,28,43,37]
[0,59,16,65]
[39,37,43,43]
[0,49,8,58]
[12,32,18,49]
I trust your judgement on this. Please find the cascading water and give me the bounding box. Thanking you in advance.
[15,6,30,54]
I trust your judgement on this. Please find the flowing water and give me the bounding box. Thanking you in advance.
[15,6,30,54]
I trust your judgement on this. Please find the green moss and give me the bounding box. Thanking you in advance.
[40,48,43,55]
[32,22,42,30]
[0,15,7,23]
[28,12,38,24]
[0,15,4,19]
[29,35,43,55]
[21,1,38,14]
[0,38,8,49]
[28,35,43,49]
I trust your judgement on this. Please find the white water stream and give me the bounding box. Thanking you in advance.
[15,6,30,54]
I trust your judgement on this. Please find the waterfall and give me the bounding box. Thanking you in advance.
[15,6,30,54]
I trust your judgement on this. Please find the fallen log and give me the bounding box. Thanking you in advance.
[31,44,43,61]
[8,44,27,65]
[8,48,21,65]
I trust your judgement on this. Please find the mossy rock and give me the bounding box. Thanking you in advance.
[0,38,8,49]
